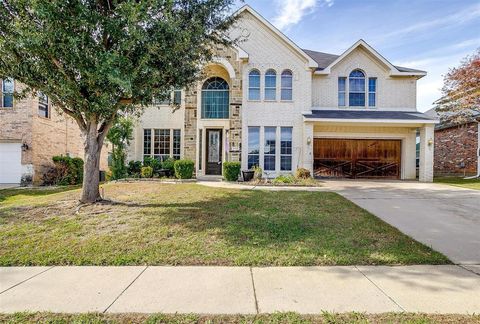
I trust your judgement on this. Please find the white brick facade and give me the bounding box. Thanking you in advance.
[128,5,436,182]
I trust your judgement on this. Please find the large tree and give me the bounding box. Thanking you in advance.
[0,0,236,202]
[435,48,480,123]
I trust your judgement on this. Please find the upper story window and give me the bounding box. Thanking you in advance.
[201,77,229,119]
[348,70,366,106]
[281,70,293,101]
[153,90,182,106]
[248,70,260,100]
[173,90,182,105]
[338,77,346,107]
[368,78,377,107]
[264,69,276,101]
[38,92,50,118]
[1,78,14,108]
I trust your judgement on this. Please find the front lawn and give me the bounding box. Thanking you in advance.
[2,312,479,324]
[435,176,480,190]
[0,183,448,266]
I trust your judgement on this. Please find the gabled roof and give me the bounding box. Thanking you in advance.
[234,5,318,69]
[305,40,426,77]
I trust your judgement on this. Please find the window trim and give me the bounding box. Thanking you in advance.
[280,70,293,101]
[1,78,14,109]
[248,69,261,101]
[264,69,277,101]
[338,77,346,107]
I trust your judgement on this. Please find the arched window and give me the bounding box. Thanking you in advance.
[349,70,365,106]
[201,77,229,119]
[248,70,260,100]
[264,69,276,100]
[281,70,292,101]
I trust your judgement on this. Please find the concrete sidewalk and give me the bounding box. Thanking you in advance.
[1,265,479,314]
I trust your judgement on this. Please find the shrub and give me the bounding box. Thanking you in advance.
[141,166,153,178]
[174,159,195,179]
[161,157,175,175]
[143,157,162,174]
[223,162,241,182]
[252,165,263,180]
[42,155,84,185]
[295,168,311,179]
[272,175,295,184]
[127,161,142,177]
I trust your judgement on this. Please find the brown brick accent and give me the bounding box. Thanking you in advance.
[1,82,109,185]
[434,122,479,176]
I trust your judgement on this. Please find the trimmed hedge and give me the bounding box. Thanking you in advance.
[42,155,84,185]
[223,162,241,182]
[174,159,195,179]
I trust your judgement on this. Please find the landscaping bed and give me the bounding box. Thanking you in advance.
[1,312,479,324]
[0,182,448,266]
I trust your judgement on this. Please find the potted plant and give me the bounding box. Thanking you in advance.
[242,166,261,182]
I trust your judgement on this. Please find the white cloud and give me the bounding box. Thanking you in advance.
[272,0,333,31]
[374,3,480,45]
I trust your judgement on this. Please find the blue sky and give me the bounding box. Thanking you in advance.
[235,0,480,112]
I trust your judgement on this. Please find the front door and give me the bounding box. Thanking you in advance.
[206,129,222,175]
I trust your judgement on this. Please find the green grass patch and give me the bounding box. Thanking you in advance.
[0,183,449,266]
[434,177,480,190]
[1,312,479,324]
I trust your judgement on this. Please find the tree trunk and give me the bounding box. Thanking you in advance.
[80,121,105,203]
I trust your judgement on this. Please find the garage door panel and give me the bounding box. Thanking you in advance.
[0,143,22,184]
[314,139,401,179]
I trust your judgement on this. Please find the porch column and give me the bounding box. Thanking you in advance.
[419,124,435,182]
[302,122,314,175]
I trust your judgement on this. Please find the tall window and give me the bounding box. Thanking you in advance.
[248,127,260,169]
[143,129,152,160]
[264,127,276,171]
[368,78,377,107]
[1,78,14,108]
[201,77,229,118]
[173,129,181,160]
[248,70,260,100]
[281,70,293,101]
[154,129,170,161]
[264,69,276,100]
[338,77,346,107]
[173,90,182,105]
[280,127,292,171]
[349,70,365,106]
[38,92,49,118]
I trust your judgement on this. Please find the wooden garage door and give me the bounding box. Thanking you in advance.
[314,139,401,179]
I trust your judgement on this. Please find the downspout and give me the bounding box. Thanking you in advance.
[465,121,480,179]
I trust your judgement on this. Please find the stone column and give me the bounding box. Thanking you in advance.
[419,124,435,182]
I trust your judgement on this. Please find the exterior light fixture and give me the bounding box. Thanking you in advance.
[307,136,312,145]
[428,138,433,146]
[21,143,29,151]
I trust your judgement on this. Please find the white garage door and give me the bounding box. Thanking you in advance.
[0,143,22,184]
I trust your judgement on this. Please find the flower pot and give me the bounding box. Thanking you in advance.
[242,170,255,182]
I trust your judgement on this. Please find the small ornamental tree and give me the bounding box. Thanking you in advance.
[435,48,480,124]
[0,0,236,202]
[106,116,134,180]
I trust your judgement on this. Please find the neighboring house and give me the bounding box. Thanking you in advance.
[0,80,109,185]
[126,5,438,181]
[426,108,480,176]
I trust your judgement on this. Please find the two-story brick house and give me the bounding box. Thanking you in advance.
[0,81,109,185]
[126,5,438,182]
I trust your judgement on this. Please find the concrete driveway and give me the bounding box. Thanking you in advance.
[325,180,480,265]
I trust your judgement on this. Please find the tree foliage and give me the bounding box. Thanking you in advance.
[435,48,480,124]
[0,0,236,202]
